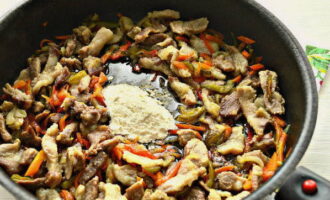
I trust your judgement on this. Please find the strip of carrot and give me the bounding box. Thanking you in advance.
[273,116,286,128]
[76,133,91,149]
[232,75,242,83]
[242,50,251,59]
[74,170,84,188]
[277,132,287,163]
[237,36,256,44]
[205,33,223,44]
[192,76,206,83]
[224,125,232,139]
[199,62,212,70]
[55,35,71,40]
[199,53,212,61]
[59,114,69,131]
[249,63,264,71]
[156,160,182,186]
[177,53,193,61]
[59,190,74,200]
[175,36,189,43]
[200,34,215,54]
[176,123,206,132]
[24,150,47,177]
[214,165,236,174]
[172,61,188,70]
[262,152,278,181]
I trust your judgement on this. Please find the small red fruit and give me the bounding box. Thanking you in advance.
[302,179,317,194]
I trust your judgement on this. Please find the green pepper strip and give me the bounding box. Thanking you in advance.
[201,80,234,94]
[176,107,205,123]
[206,161,215,187]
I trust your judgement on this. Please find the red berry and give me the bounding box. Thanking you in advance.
[302,179,317,194]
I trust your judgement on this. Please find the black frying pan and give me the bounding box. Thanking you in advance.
[0,0,320,199]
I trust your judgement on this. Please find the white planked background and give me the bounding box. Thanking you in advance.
[0,0,329,199]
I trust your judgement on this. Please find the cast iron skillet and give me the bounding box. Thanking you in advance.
[0,0,318,199]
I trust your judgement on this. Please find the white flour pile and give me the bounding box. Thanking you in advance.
[103,84,176,143]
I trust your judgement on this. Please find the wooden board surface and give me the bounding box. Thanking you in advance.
[0,0,329,199]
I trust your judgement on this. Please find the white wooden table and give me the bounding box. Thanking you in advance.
[0,0,329,199]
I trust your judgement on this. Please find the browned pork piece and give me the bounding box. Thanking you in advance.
[78,74,91,93]
[54,67,70,87]
[64,38,77,57]
[79,27,113,57]
[73,26,92,44]
[158,139,208,194]
[27,57,41,80]
[139,57,173,76]
[56,122,78,145]
[99,182,127,200]
[169,76,197,105]
[181,187,206,200]
[224,45,249,74]
[259,70,285,114]
[31,62,63,95]
[72,101,107,126]
[236,150,269,168]
[140,33,169,46]
[134,25,167,43]
[113,164,138,186]
[3,83,33,108]
[41,124,62,188]
[20,121,42,147]
[147,9,180,19]
[219,91,240,117]
[201,88,220,118]
[0,113,12,142]
[252,133,275,151]
[142,189,175,200]
[83,56,103,75]
[0,139,37,174]
[184,138,209,167]
[217,126,245,155]
[215,171,246,191]
[83,176,99,200]
[125,179,145,200]
[212,52,236,72]
[65,144,85,179]
[157,45,178,61]
[157,159,205,193]
[176,129,200,146]
[31,45,63,94]
[237,86,271,135]
[16,177,46,190]
[250,164,263,191]
[119,15,134,33]
[178,42,198,60]
[170,18,209,35]
[86,128,112,155]
[36,188,61,200]
[79,151,107,184]
[60,57,82,70]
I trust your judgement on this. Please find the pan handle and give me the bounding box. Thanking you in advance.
[275,166,330,200]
